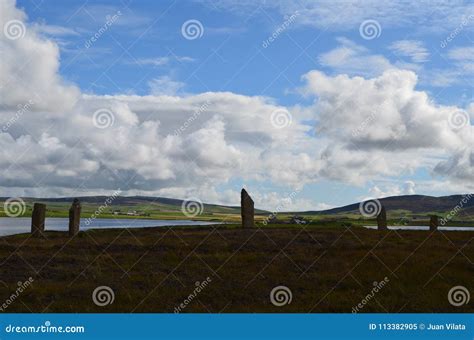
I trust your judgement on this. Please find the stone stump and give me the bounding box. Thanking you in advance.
[241,189,254,228]
[429,215,438,231]
[69,198,81,236]
[31,203,46,237]
[376,206,387,230]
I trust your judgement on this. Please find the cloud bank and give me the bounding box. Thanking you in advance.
[1,0,473,210]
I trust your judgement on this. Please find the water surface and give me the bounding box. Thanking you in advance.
[363,225,474,231]
[0,217,221,237]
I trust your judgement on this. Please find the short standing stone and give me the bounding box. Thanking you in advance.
[31,203,46,237]
[429,215,438,231]
[376,206,387,230]
[241,189,254,228]
[69,198,81,236]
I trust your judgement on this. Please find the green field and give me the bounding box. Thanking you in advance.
[2,195,474,226]
[0,224,472,313]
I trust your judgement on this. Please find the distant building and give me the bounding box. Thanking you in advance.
[290,215,308,225]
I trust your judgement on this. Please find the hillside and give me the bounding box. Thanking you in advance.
[308,194,474,217]
[1,194,473,219]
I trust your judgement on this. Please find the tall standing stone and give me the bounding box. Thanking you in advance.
[376,206,387,230]
[31,203,46,237]
[429,215,438,231]
[69,198,81,236]
[241,189,254,228]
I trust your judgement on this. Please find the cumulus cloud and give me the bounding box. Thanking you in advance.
[0,1,317,206]
[0,1,79,112]
[368,181,416,198]
[300,68,473,185]
[1,0,474,211]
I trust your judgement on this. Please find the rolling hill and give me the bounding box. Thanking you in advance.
[1,194,473,219]
[307,194,474,217]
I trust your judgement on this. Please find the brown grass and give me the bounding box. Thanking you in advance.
[0,225,472,313]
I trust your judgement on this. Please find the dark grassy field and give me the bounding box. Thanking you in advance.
[0,225,472,313]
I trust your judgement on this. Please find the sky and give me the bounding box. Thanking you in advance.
[1,0,473,211]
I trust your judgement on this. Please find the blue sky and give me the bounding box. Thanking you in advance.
[2,0,474,210]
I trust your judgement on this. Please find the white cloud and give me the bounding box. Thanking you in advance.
[33,23,80,37]
[301,68,473,185]
[368,180,416,198]
[134,56,195,67]
[420,45,474,87]
[136,57,170,67]
[447,47,474,61]
[207,0,474,34]
[147,76,186,96]
[389,40,429,63]
[318,38,394,77]
[1,0,474,211]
